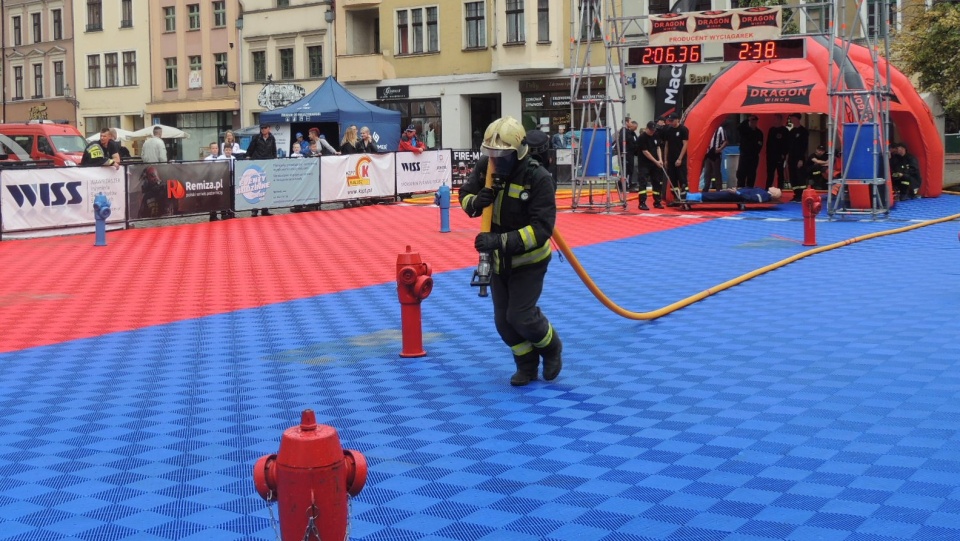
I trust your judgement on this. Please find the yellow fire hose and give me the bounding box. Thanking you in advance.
[552,211,960,321]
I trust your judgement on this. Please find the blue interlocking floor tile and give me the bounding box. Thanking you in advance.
[3,199,960,539]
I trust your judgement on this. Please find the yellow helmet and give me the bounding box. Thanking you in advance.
[481,117,529,161]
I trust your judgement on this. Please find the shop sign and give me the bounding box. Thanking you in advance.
[376,85,410,100]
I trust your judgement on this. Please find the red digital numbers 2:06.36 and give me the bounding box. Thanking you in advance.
[629,45,703,66]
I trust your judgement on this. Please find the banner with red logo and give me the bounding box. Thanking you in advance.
[234,158,320,211]
[1,167,126,232]
[319,153,395,203]
[395,149,453,194]
[127,162,231,219]
[648,6,781,46]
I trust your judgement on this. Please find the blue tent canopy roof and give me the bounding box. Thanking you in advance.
[259,77,401,125]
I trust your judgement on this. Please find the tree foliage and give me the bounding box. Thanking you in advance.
[891,2,960,114]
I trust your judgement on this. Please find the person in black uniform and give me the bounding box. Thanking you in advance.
[737,115,763,188]
[636,121,665,210]
[889,143,921,200]
[616,119,639,191]
[459,116,562,386]
[786,113,809,200]
[663,113,689,197]
[81,128,120,170]
[244,124,276,216]
[765,114,789,189]
[803,145,831,190]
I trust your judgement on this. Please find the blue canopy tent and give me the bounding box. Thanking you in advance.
[259,77,401,153]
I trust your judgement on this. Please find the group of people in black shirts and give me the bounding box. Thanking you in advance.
[616,112,922,207]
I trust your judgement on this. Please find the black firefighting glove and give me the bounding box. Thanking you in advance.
[472,188,495,211]
[474,232,501,253]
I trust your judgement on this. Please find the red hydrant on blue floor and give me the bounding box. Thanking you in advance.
[253,409,367,541]
[802,187,822,246]
[397,245,433,358]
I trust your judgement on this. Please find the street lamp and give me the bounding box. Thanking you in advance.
[63,83,79,106]
[218,64,227,85]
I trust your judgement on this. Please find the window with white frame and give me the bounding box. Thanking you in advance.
[32,64,42,98]
[13,67,23,99]
[215,53,227,85]
[105,53,118,87]
[465,2,485,48]
[279,48,294,79]
[189,55,202,75]
[213,1,227,27]
[307,45,323,77]
[121,0,133,27]
[506,0,524,43]
[32,13,41,43]
[54,61,64,96]
[164,6,176,32]
[87,54,101,88]
[538,0,549,42]
[188,4,200,30]
[252,50,266,81]
[165,57,177,89]
[123,51,137,85]
[397,6,440,55]
[52,9,62,39]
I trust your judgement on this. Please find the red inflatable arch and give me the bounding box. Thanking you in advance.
[682,37,943,197]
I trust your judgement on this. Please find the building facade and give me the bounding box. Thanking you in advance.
[73,0,151,139]
[239,0,335,131]
[147,0,242,160]
[2,0,75,125]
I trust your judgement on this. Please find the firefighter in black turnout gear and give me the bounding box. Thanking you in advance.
[459,117,563,386]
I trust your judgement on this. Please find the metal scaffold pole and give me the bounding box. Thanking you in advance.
[825,0,894,219]
[569,0,628,212]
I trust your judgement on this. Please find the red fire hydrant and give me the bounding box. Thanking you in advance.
[253,410,367,541]
[397,245,433,357]
[802,187,822,246]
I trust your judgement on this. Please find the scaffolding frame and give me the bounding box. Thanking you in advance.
[569,0,628,212]
[566,0,894,219]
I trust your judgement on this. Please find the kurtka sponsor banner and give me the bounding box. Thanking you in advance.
[127,162,231,219]
[234,158,320,210]
[319,153,394,202]
[396,149,453,194]
[1,167,126,232]
[649,6,781,46]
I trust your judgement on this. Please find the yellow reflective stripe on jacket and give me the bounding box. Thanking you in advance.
[511,240,551,267]
[460,193,475,211]
[506,183,525,198]
[518,225,537,251]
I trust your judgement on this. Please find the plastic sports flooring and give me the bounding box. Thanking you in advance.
[1,195,959,541]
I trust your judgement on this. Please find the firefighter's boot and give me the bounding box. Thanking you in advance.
[510,351,540,387]
[540,332,563,381]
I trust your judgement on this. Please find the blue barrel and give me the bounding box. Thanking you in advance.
[842,123,879,180]
[579,128,609,177]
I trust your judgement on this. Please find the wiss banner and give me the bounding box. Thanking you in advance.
[396,149,453,194]
[1,167,126,232]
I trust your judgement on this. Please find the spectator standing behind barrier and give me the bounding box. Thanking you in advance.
[340,126,360,154]
[890,142,921,200]
[737,115,763,188]
[81,128,120,170]
[399,124,426,154]
[205,142,235,222]
[106,128,123,165]
[663,113,689,196]
[636,121,665,210]
[426,122,437,149]
[786,113,809,200]
[245,124,276,216]
[221,130,243,158]
[292,132,309,156]
[141,126,167,163]
[357,127,378,153]
[765,114,789,189]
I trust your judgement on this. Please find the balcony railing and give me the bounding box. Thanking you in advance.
[120,19,133,28]
[86,23,103,32]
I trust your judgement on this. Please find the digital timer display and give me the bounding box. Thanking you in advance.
[628,44,703,66]
[722,39,806,62]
